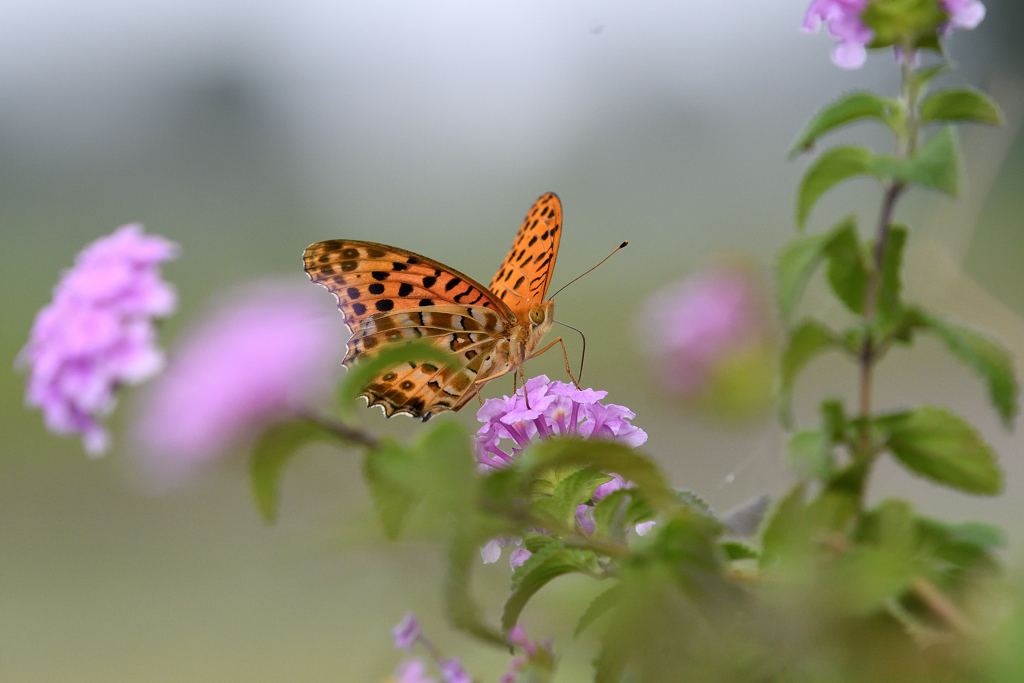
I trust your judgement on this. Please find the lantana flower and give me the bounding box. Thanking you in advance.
[475,376,649,565]
[802,0,873,69]
[133,282,346,487]
[943,0,985,30]
[475,375,647,469]
[18,224,178,455]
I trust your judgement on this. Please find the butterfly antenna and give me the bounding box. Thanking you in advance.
[550,241,628,300]
[554,320,587,384]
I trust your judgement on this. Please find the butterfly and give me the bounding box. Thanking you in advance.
[303,192,575,420]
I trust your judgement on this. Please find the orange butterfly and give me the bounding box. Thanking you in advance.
[303,192,576,420]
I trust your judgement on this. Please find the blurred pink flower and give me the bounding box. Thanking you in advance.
[392,613,421,652]
[394,660,438,683]
[801,0,872,69]
[943,0,985,30]
[133,282,345,486]
[18,224,177,455]
[638,265,769,399]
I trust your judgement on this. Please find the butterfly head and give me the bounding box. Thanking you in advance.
[526,301,556,347]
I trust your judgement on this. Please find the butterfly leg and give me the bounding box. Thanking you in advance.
[529,337,581,390]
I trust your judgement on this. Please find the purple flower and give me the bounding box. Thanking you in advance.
[474,376,646,469]
[133,282,346,487]
[394,660,438,683]
[392,613,421,652]
[509,547,532,568]
[438,658,471,683]
[481,534,521,564]
[943,0,985,30]
[18,224,178,455]
[501,625,555,682]
[638,264,770,399]
[802,0,873,69]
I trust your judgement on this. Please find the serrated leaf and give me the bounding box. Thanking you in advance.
[870,128,960,195]
[502,549,596,631]
[721,540,759,561]
[574,584,621,638]
[532,467,609,529]
[918,312,1018,427]
[249,419,337,523]
[788,429,835,480]
[879,406,1003,495]
[363,439,418,539]
[336,340,459,413]
[779,320,841,426]
[824,218,869,314]
[790,92,902,157]
[521,439,677,511]
[797,146,877,230]
[921,88,1004,126]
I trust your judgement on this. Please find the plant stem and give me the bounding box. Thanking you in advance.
[297,409,380,450]
[855,44,919,454]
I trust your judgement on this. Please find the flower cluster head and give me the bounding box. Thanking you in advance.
[474,375,647,469]
[802,0,985,70]
[638,263,773,407]
[500,626,556,683]
[390,614,471,683]
[19,224,178,455]
[133,282,345,487]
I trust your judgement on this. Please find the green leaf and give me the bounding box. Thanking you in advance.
[787,429,835,480]
[417,420,477,515]
[879,406,1003,495]
[759,483,807,568]
[874,225,908,333]
[363,439,419,539]
[797,146,877,230]
[521,439,677,512]
[913,62,951,90]
[532,467,609,529]
[776,231,833,323]
[833,499,918,614]
[824,218,870,314]
[574,584,621,638]
[790,92,902,157]
[249,419,337,523]
[502,548,597,631]
[870,128,961,195]
[918,312,1018,427]
[336,340,459,413]
[779,320,841,426]
[720,540,759,561]
[920,88,1004,127]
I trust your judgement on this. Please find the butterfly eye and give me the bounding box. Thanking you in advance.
[529,307,545,325]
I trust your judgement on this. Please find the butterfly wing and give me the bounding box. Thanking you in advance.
[303,240,516,419]
[488,192,562,317]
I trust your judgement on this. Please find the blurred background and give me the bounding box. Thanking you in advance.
[2,0,1023,680]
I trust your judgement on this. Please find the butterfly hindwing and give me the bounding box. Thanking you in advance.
[488,192,562,317]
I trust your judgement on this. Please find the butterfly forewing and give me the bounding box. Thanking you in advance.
[488,192,562,317]
[303,240,515,418]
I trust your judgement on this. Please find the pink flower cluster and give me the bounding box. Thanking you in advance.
[391,614,471,683]
[802,0,985,70]
[639,265,767,398]
[474,375,647,469]
[499,626,554,683]
[19,225,177,454]
[476,376,651,566]
[133,283,345,487]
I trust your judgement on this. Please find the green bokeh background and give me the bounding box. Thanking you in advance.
[2,1,1022,680]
